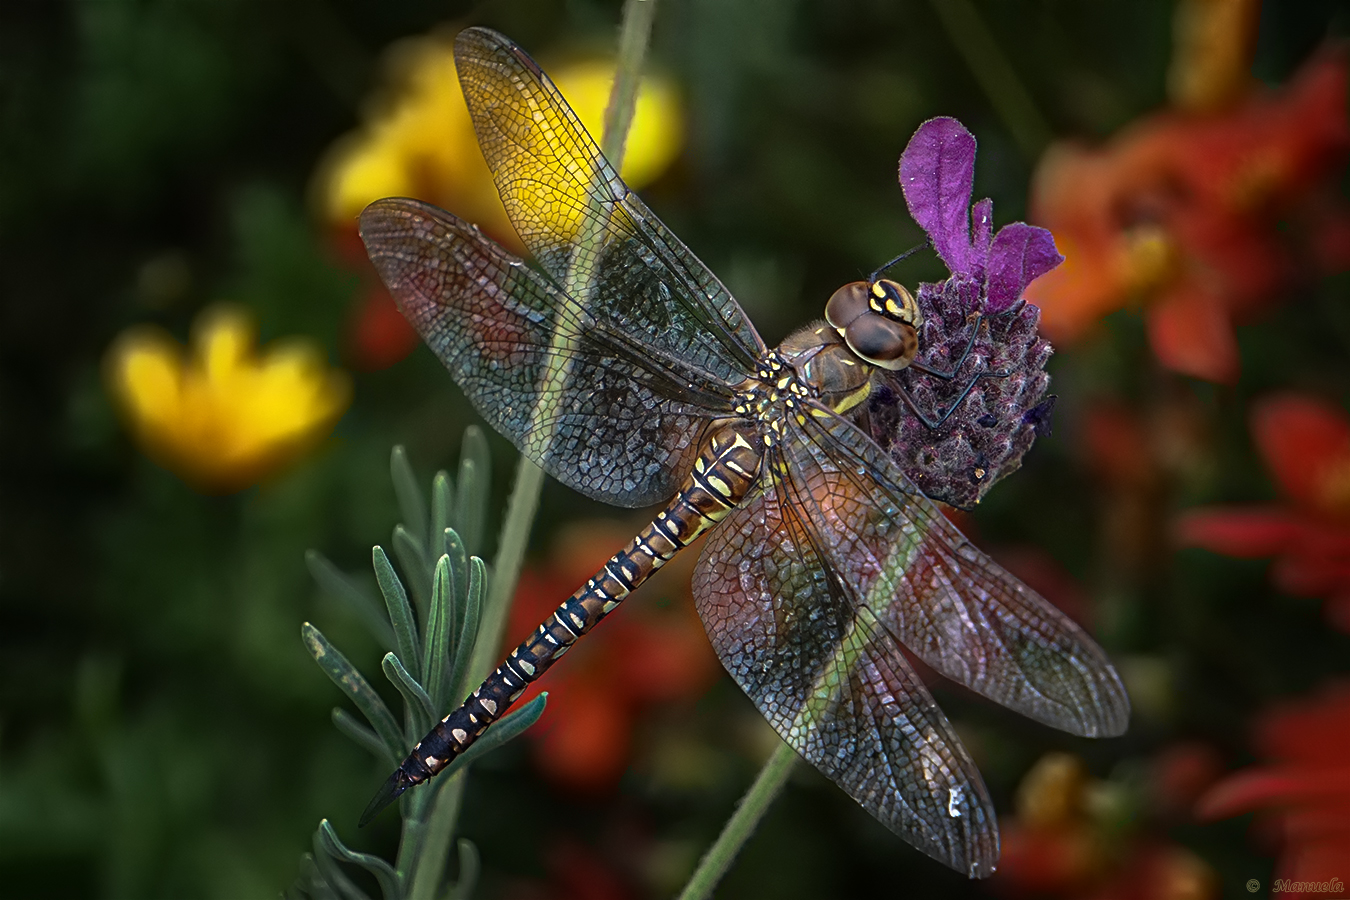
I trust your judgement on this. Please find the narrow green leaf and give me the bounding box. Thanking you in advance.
[405,772,467,900]
[331,709,391,765]
[303,622,404,760]
[306,551,396,650]
[448,548,465,709]
[392,524,431,615]
[373,547,420,683]
[430,471,453,561]
[443,531,469,688]
[443,529,468,601]
[312,823,375,900]
[390,446,428,546]
[440,693,547,782]
[421,557,454,713]
[448,839,480,900]
[445,836,477,900]
[317,819,401,900]
[297,854,341,900]
[381,652,434,734]
[449,557,485,701]
[456,426,491,557]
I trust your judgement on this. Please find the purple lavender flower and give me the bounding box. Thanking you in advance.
[868,117,1062,510]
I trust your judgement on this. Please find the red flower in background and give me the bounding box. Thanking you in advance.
[1197,683,1350,897]
[1026,35,1350,383]
[507,520,720,791]
[1176,393,1350,633]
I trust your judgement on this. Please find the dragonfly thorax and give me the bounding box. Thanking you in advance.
[776,321,876,416]
[728,350,816,445]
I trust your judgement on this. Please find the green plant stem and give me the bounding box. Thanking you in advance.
[676,740,797,900]
[602,0,659,164]
[406,774,468,900]
[468,0,658,683]
[407,3,657,894]
[927,0,1052,160]
[467,458,545,685]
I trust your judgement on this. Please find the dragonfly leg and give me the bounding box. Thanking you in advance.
[898,365,1011,431]
[900,301,1030,430]
[909,297,1028,383]
[908,313,989,382]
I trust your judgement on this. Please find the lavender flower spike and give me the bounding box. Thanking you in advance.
[871,117,1062,509]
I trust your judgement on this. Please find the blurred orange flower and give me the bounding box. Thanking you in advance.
[1026,47,1350,383]
[506,520,720,791]
[994,751,1219,900]
[1175,392,1350,632]
[105,305,350,494]
[314,30,684,370]
[1197,682,1350,897]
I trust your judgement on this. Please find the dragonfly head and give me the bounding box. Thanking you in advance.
[824,279,923,371]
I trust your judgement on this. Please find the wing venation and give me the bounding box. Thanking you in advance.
[361,199,736,506]
[785,405,1130,738]
[692,447,1000,876]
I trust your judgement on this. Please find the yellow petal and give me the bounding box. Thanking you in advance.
[551,59,683,189]
[1167,0,1260,112]
[322,130,420,223]
[314,33,684,240]
[104,305,351,493]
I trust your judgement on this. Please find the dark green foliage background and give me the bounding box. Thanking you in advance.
[1,1,1348,897]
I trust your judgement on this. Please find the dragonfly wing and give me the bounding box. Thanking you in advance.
[783,405,1130,738]
[693,451,999,877]
[361,199,737,507]
[453,27,766,386]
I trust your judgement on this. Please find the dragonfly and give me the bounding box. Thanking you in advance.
[357,26,1129,877]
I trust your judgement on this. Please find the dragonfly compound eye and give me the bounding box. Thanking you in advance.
[843,312,918,370]
[872,279,922,327]
[825,281,871,331]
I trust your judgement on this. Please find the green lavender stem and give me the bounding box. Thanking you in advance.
[676,741,797,900]
[408,2,658,894]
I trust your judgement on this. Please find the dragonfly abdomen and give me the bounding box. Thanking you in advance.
[361,423,762,825]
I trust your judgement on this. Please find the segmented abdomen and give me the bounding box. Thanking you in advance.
[394,423,761,789]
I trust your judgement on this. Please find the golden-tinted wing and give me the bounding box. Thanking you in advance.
[692,448,1000,877]
[453,27,764,387]
[784,405,1130,738]
[361,199,740,507]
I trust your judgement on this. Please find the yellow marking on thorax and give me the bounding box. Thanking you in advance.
[831,381,873,415]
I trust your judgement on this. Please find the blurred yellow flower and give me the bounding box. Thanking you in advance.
[315,31,683,249]
[105,306,351,494]
[1167,0,1260,113]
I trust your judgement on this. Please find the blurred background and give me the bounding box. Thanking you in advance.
[3,0,1350,897]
